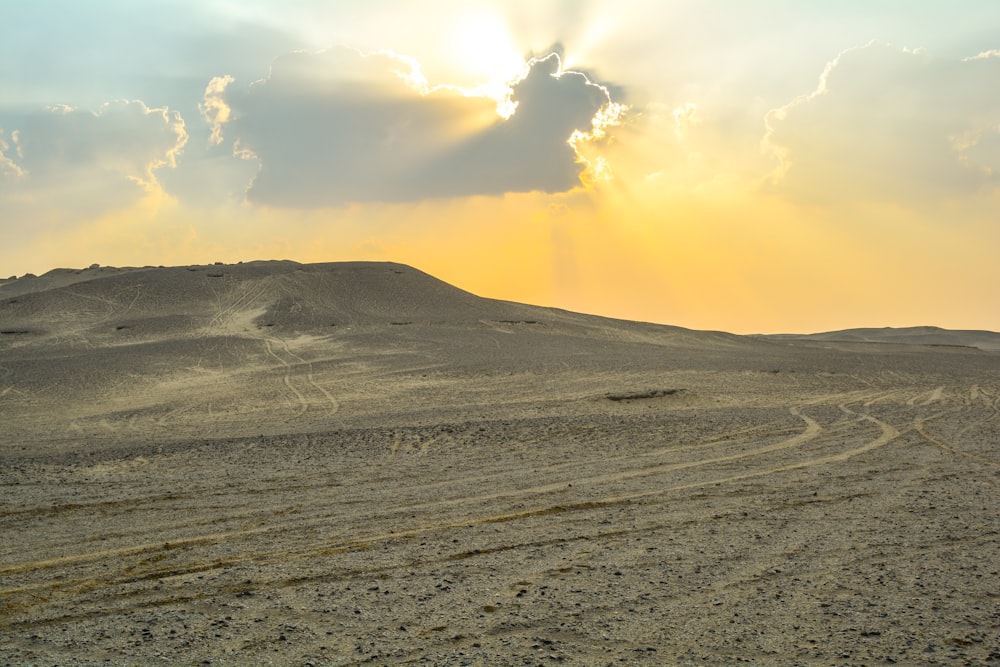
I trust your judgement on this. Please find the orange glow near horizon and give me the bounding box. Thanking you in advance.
[10,169,999,335]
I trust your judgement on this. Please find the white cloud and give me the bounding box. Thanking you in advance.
[0,129,24,177]
[0,100,188,218]
[205,47,624,207]
[763,42,1000,205]
[963,49,1000,61]
[201,75,236,146]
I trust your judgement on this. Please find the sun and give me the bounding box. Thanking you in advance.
[447,11,524,86]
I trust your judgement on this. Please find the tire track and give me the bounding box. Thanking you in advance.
[0,388,973,632]
[203,278,269,333]
[0,386,22,399]
[255,335,342,417]
[907,385,945,406]
[915,418,998,470]
[393,407,823,516]
[913,386,1000,472]
[0,406,847,590]
[959,383,1000,437]
[0,409,900,617]
[274,337,340,416]
[263,338,308,415]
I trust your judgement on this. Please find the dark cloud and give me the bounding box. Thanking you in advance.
[205,47,622,207]
[764,42,1000,205]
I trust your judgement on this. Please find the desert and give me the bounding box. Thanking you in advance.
[1,261,997,666]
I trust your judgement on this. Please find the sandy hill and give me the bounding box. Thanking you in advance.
[762,325,1000,352]
[1,260,536,335]
[1,260,756,451]
[1,260,727,342]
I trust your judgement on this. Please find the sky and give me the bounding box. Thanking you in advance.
[1,1,998,334]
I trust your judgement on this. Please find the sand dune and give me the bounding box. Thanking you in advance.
[762,326,1000,352]
[1,262,998,665]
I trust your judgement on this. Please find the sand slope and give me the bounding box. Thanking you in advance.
[1,262,998,666]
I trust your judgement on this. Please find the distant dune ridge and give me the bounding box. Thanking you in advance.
[761,326,1000,352]
[2,261,998,665]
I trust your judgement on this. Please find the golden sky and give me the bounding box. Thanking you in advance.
[1,1,998,333]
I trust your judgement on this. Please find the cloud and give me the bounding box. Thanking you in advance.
[0,130,23,178]
[205,47,624,207]
[201,75,236,146]
[964,49,1000,61]
[0,100,188,219]
[763,42,1000,205]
